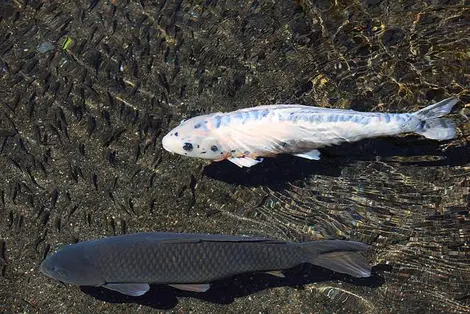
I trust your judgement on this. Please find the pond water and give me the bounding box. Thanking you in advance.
[0,1,469,313]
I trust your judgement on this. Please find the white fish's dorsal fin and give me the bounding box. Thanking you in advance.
[265,270,286,278]
[103,283,150,296]
[228,157,263,168]
[293,149,321,160]
[168,283,211,292]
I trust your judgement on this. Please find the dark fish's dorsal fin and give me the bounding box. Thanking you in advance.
[168,283,210,292]
[103,283,150,296]
[159,238,285,245]
[155,233,283,245]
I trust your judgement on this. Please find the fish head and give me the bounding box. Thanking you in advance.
[162,115,228,160]
[40,244,104,286]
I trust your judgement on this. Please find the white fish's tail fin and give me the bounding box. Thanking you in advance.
[300,240,371,278]
[412,97,459,140]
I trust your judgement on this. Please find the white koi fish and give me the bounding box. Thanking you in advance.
[162,97,458,168]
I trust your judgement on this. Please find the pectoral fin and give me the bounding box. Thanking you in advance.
[168,283,211,292]
[265,270,286,278]
[293,149,320,160]
[228,157,263,168]
[103,283,150,296]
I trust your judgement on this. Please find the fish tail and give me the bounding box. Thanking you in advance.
[299,240,371,278]
[412,97,459,140]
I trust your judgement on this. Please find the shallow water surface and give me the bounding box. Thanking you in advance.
[0,1,469,313]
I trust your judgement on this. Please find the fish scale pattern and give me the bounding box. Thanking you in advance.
[223,105,408,125]
[87,240,304,284]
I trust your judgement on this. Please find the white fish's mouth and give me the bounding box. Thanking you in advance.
[161,135,173,153]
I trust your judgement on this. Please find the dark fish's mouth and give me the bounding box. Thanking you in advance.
[38,262,57,281]
[39,263,48,275]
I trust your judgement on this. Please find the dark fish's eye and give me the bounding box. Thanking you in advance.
[57,269,67,278]
[183,143,193,151]
[53,267,67,278]
[211,145,218,152]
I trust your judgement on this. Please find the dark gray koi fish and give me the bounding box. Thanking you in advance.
[162,97,458,167]
[40,232,372,296]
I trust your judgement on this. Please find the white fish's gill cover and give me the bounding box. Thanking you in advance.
[161,113,227,160]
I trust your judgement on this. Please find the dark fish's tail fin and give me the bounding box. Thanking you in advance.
[412,97,459,141]
[300,240,371,278]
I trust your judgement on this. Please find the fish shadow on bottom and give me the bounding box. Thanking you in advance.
[203,137,470,189]
[80,264,388,310]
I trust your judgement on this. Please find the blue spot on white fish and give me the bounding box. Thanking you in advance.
[213,116,221,128]
[352,116,361,123]
[221,115,231,126]
[233,112,243,121]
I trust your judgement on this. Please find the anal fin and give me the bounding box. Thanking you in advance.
[293,149,321,160]
[168,283,211,292]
